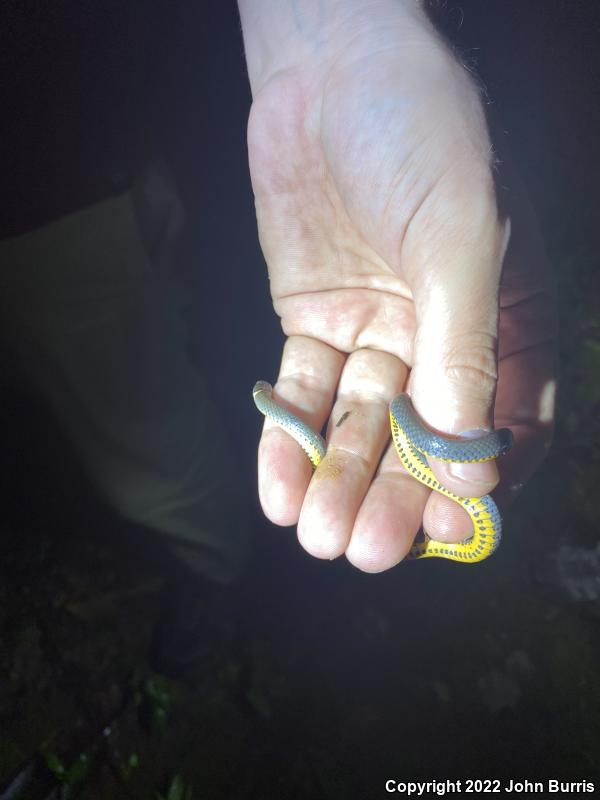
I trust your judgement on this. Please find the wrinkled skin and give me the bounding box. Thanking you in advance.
[247,16,557,572]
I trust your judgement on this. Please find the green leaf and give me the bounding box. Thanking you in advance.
[64,753,89,785]
[166,773,189,800]
[44,752,66,778]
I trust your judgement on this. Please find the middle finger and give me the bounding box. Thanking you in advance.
[298,348,407,559]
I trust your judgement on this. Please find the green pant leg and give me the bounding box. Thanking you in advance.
[0,167,249,583]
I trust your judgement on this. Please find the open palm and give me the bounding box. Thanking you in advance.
[248,38,556,571]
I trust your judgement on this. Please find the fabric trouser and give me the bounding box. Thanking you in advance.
[0,164,248,584]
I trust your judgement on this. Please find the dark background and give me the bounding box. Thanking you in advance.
[1,1,599,797]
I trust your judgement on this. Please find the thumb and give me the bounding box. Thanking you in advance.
[406,182,511,497]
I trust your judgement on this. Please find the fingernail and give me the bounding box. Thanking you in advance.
[448,428,497,485]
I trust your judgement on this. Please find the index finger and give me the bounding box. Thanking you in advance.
[256,335,344,525]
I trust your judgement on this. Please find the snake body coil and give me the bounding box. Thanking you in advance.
[253,381,512,563]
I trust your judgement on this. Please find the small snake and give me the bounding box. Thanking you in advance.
[253,380,512,563]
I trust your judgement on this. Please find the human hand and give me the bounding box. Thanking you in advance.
[243,2,556,570]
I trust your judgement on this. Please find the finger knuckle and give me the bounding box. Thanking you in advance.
[442,335,498,401]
